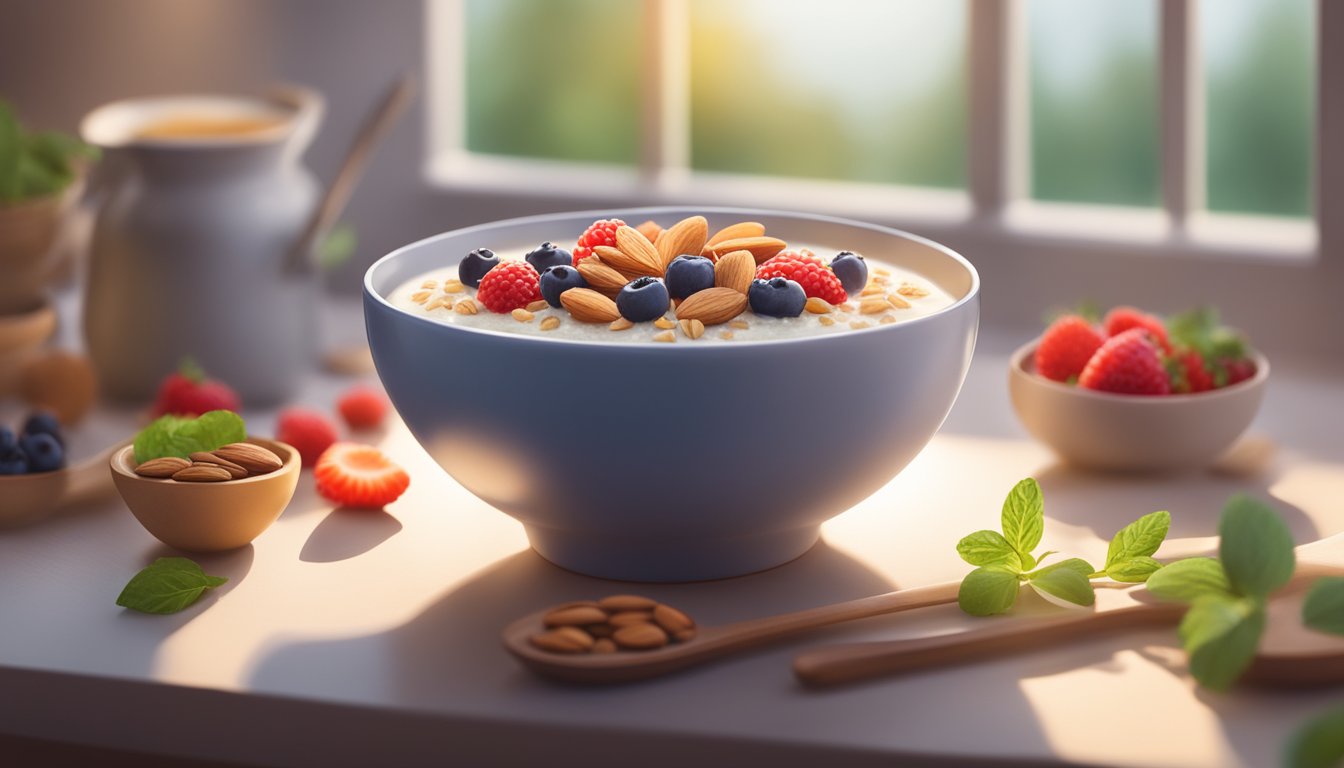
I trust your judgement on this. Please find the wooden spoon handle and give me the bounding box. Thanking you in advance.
[793,602,1184,688]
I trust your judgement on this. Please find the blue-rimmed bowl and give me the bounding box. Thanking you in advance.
[364,207,979,581]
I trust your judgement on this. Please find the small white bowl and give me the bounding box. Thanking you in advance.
[1008,339,1269,472]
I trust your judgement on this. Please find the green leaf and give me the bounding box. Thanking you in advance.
[317,221,358,271]
[1106,556,1163,583]
[1285,704,1344,768]
[116,557,228,614]
[1105,510,1171,569]
[1146,558,1233,603]
[133,410,247,463]
[1001,477,1044,559]
[1026,557,1095,579]
[956,530,1021,569]
[1179,596,1266,691]
[1029,567,1096,608]
[1219,495,1296,597]
[958,566,1021,617]
[1302,576,1344,636]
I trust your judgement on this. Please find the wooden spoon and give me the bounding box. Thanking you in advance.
[502,580,962,684]
[794,560,1344,689]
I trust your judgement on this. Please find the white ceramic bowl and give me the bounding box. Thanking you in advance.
[1008,339,1269,472]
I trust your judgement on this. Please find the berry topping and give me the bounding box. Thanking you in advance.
[573,218,625,265]
[1035,315,1105,383]
[276,408,340,467]
[314,442,411,509]
[1078,329,1171,395]
[20,410,64,448]
[829,251,868,295]
[1170,348,1214,394]
[19,432,65,473]
[748,277,807,318]
[458,248,499,289]
[476,261,543,313]
[337,386,390,430]
[1222,357,1257,387]
[616,276,671,323]
[539,265,588,307]
[664,254,716,299]
[1103,306,1172,354]
[150,360,241,418]
[755,252,847,304]
[525,242,572,274]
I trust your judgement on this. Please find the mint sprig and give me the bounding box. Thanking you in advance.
[116,557,228,614]
[132,409,247,464]
[1301,577,1344,636]
[955,479,1169,616]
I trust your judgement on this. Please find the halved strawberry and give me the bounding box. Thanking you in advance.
[314,443,410,509]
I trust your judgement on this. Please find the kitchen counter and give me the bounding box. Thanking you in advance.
[2,301,1342,767]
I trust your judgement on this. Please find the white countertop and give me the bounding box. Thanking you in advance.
[2,303,1343,767]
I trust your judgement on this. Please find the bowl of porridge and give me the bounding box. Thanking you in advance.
[364,207,979,581]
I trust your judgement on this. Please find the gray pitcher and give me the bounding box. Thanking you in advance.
[80,86,324,405]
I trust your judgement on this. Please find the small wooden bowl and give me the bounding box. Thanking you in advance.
[110,437,300,551]
[0,441,124,529]
[0,298,58,396]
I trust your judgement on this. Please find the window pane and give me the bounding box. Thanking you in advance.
[1030,0,1159,206]
[1203,0,1314,218]
[689,0,966,188]
[465,0,640,165]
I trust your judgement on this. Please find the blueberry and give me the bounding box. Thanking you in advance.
[19,433,64,473]
[664,255,715,299]
[829,251,868,295]
[0,445,26,475]
[21,410,63,448]
[458,248,499,288]
[525,242,572,274]
[0,426,15,453]
[748,277,807,318]
[539,265,588,307]
[616,277,671,323]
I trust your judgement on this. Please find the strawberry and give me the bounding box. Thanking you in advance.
[337,386,389,430]
[276,408,339,467]
[1220,357,1257,387]
[476,261,542,313]
[314,442,410,508]
[1170,348,1214,394]
[1078,329,1171,395]
[1103,306,1172,354]
[1035,315,1105,383]
[151,359,241,417]
[755,252,847,304]
[572,218,624,265]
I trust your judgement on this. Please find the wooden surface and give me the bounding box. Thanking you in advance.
[2,299,1344,767]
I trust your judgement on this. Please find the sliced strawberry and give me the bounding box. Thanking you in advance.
[314,443,410,509]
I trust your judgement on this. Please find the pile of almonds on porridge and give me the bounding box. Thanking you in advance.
[530,594,696,654]
[391,214,953,343]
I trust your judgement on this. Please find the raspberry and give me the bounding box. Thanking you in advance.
[1220,357,1257,387]
[755,252,847,304]
[1035,315,1105,383]
[276,407,340,467]
[1103,306,1172,355]
[1078,329,1171,395]
[1170,349,1214,394]
[476,261,542,313]
[573,218,625,265]
[314,442,410,509]
[337,385,389,430]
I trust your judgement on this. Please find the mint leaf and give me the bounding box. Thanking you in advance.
[1106,556,1163,583]
[1029,567,1095,608]
[133,410,247,463]
[1302,577,1344,636]
[958,566,1021,617]
[116,557,228,614]
[1219,495,1295,597]
[1285,704,1344,768]
[1001,478,1044,559]
[1179,596,1265,691]
[1105,510,1170,569]
[1147,558,1233,602]
[956,530,1021,569]
[1026,557,1095,579]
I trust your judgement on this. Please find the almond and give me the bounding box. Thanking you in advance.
[656,215,709,269]
[613,622,669,650]
[526,299,549,312]
[705,221,765,248]
[609,317,634,331]
[608,611,654,628]
[560,288,621,323]
[214,443,284,474]
[702,236,787,264]
[679,318,705,339]
[860,298,893,315]
[675,287,748,326]
[190,452,247,478]
[592,245,651,280]
[886,292,913,309]
[511,308,535,323]
[592,638,618,654]
[530,627,595,654]
[576,258,629,296]
[172,465,233,482]
[544,605,608,627]
[598,595,658,611]
[805,297,833,314]
[635,219,663,242]
[713,249,755,295]
[613,226,664,276]
[653,603,695,635]
[540,316,561,331]
[134,456,191,478]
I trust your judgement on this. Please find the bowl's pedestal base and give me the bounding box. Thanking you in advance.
[524,525,821,582]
